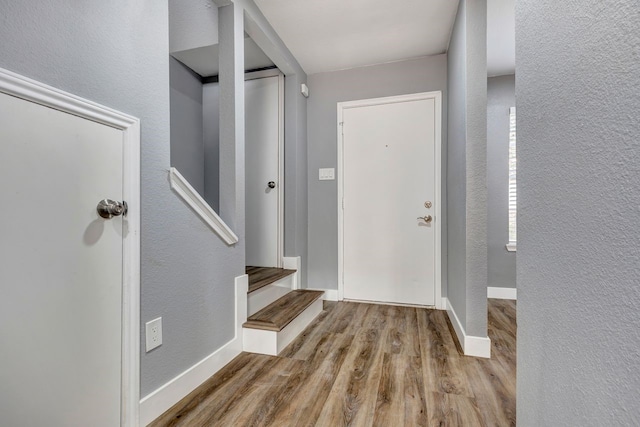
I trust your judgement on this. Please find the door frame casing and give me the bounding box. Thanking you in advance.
[0,67,141,426]
[337,91,444,310]
[245,69,285,267]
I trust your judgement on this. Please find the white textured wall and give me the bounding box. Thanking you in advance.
[517,1,640,424]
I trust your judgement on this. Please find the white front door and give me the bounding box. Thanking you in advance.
[245,75,283,267]
[340,93,441,306]
[0,89,128,426]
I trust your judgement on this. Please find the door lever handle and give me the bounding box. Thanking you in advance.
[417,215,433,223]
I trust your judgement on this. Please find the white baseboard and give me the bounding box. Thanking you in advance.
[487,287,517,300]
[139,274,248,426]
[305,288,339,301]
[444,298,491,359]
[282,256,301,290]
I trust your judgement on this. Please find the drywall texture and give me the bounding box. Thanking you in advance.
[446,0,488,338]
[173,0,309,285]
[517,1,640,425]
[237,0,310,286]
[0,1,241,396]
[170,57,205,195]
[203,83,221,211]
[487,75,516,289]
[169,0,218,53]
[306,55,448,291]
[446,1,468,326]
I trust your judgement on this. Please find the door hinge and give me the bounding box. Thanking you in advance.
[341,198,344,209]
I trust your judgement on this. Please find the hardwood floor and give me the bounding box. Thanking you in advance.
[244,290,324,331]
[149,299,516,427]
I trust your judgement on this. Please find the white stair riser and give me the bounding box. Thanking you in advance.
[243,298,324,356]
[247,274,295,316]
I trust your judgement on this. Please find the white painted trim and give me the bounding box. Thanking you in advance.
[488,287,517,300]
[139,274,247,426]
[506,242,517,252]
[282,256,301,289]
[277,73,285,268]
[344,298,435,309]
[169,167,239,245]
[243,327,278,355]
[244,68,281,80]
[337,91,443,309]
[445,299,491,358]
[0,66,141,427]
[303,288,339,301]
[324,289,339,301]
[243,298,323,356]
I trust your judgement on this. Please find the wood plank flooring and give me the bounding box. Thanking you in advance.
[149,299,516,427]
[243,290,324,331]
[246,266,297,294]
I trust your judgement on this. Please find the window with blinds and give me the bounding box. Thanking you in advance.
[508,107,517,249]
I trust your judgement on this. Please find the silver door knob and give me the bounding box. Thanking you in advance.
[267,181,276,189]
[417,215,433,224]
[97,199,128,219]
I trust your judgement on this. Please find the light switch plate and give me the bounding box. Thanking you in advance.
[319,168,335,180]
[145,317,162,352]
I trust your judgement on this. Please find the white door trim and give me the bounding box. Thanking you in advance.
[0,67,141,426]
[245,72,285,267]
[337,91,443,310]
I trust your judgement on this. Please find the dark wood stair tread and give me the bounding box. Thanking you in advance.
[246,266,296,294]
[243,290,324,332]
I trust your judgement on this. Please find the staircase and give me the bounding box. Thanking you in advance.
[243,266,324,356]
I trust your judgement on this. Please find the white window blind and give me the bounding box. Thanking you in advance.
[508,107,517,247]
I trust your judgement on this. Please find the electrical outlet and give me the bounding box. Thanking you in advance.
[145,317,162,352]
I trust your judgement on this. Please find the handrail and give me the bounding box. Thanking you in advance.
[169,167,239,245]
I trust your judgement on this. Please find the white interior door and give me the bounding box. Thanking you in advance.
[341,94,440,306]
[245,75,282,267]
[0,91,125,426]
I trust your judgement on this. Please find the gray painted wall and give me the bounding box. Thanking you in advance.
[447,1,468,325]
[446,0,488,337]
[170,57,205,195]
[169,0,218,53]
[487,75,516,289]
[0,1,240,396]
[517,1,640,425]
[239,0,310,286]
[0,0,307,398]
[306,55,448,291]
[203,82,221,211]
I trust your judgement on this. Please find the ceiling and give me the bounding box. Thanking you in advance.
[171,36,275,78]
[254,0,460,75]
[170,0,515,79]
[487,0,515,76]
